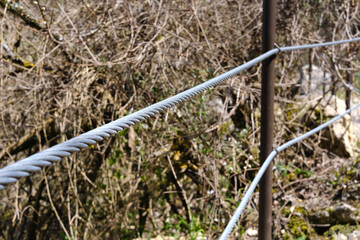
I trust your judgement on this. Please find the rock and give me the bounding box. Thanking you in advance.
[350,96,360,139]
[348,230,360,240]
[331,203,360,223]
[243,227,258,239]
[309,96,357,157]
[334,233,348,240]
[308,203,360,225]
[323,97,357,157]
[324,96,347,116]
[294,65,360,156]
[308,208,331,224]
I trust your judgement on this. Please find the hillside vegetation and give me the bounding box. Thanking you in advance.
[0,0,360,239]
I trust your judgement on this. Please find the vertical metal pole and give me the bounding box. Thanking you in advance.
[345,61,353,111]
[259,0,276,239]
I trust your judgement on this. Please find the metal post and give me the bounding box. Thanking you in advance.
[345,61,353,111]
[259,0,276,239]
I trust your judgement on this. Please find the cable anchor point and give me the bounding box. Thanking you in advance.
[273,145,279,155]
[274,43,282,53]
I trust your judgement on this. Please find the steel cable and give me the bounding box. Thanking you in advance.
[219,101,360,240]
[0,48,276,189]
[218,37,360,239]
[0,37,359,190]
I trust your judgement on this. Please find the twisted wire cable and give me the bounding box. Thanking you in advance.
[219,38,360,239]
[0,37,359,190]
[0,46,275,190]
[219,101,360,240]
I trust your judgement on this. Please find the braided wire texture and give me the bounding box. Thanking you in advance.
[219,102,360,240]
[0,48,275,190]
[218,37,360,240]
[0,37,359,190]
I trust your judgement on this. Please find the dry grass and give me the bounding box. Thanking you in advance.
[0,0,359,239]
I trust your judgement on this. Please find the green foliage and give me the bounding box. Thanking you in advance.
[324,224,360,237]
[1,0,359,239]
[175,214,205,240]
[295,168,313,178]
[284,207,313,240]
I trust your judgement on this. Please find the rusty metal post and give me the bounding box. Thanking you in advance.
[345,61,353,111]
[259,0,276,239]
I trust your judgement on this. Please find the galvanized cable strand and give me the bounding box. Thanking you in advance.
[219,101,360,240]
[279,37,360,52]
[0,37,359,190]
[219,37,360,239]
[0,48,278,190]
